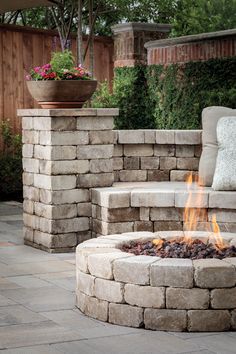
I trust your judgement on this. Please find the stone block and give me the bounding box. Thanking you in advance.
[34,202,77,219]
[101,207,139,222]
[208,209,236,223]
[118,130,144,144]
[22,144,34,158]
[90,159,113,173]
[93,220,134,235]
[211,288,236,309]
[188,310,230,332]
[113,255,158,285]
[109,303,143,327]
[77,203,92,217]
[23,213,40,230]
[144,309,187,331]
[39,217,89,234]
[150,258,193,288]
[77,145,113,159]
[23,200,34,214]
[124,144,153,157]
[231,310,236,330]
[34,230,77,248]
[160,157,177,170]
[176,145,195,157]
[92,189,130,208]
[40,189,89,205]
[134,220,153,232]
[131,190,175,207]
[88,252,132,279]
[113,157,123,170]
[89,130,114,144]
[34,174,76,190]
[140,207,150,221]
[194,145,202,157]
[154,145,175,157]
[170,170,198,182]
[23,227,34,242]
[141,157,159,170]
[76,290,108,322]
[40,131,89,145]
[94,278,124,303]
[77,116,114,130]
[22,116,33,130]
[39,160,89,175]
[34,145,77,160]
[175,130,201,145]
[77,230,92,244]
[154,221,183,232]
[150,207,181,221]
[113,144,123,157]
[144,130,156,143]
[177,158,199,171]
[119,170,147,182]
[76,270,95,296]
[166,288,209,309]
[23,158,39,173]
[124,157,140,170]
[22,130,39,144]
[175,190,209,208]
[193,259,236,288]
[23,172,34,186]
[156,130,175,144]
[125,284,165,308]
[148,170,169,181]
[77,173,114,188]
[33,116,76,131]
[209,192,236,209]
[23,186,39,201]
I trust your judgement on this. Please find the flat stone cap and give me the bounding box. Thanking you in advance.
[17,108,119,117]
[145,28,236,48]
[112,22,171,34]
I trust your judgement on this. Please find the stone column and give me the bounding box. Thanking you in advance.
[18,108,118,253]
[112,22,171,67]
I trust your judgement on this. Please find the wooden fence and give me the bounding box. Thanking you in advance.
[0,24,114,142]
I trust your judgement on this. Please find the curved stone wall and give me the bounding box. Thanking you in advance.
[76,231,236,332]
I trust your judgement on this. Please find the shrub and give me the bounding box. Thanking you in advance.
[0,121,22,200]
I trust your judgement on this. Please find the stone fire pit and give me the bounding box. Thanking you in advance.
[76,231,236,332]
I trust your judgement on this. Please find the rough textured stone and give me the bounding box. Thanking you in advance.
[166,288,209,309]
[151,258,193,288]
[124,157,140,170]
[88,252,132,279]
[141,157,159,170]
[34,203,77,220]
[93,220,134,235]
[23,227,34,242]
[188,310,230,332]
[154,145,175,157]
[150,207,181,221]
[89,130,114,144]
[175,190,209,208]
[77,173,114,188]
[140,207,150,221]
[113,255,158,285]
[109,303,143,327]
[160,157,177,170]
[34,145,77,160]
[134,221,153,232]
[194,259,236,288]
[22,173,34,186]
[231,310,236,330]
[177,158,199,171]
[119,170,147,182]
[77,145,113,159]
[211,288,236,309]
[92,189,130,208]
[22,130,39,144]
[23,186,39,202]
[77,203,92,217]
[125,284,165,308]
[154,221,183,231]
[23,158,39,173]
[131,190,175,207]
[34,174,76,191]
[76,290,108,322]
[113,157,123,170]
[175,130,201,145]
[118,130,144,144]
[40,189,89,205]
[209,192,236,209]
[101,207,139,222]
[94,278,124,303]
[23,199,34,214]
[113,144,123,157]
[147,170,169,181]
[22,144,34,158]
[144,309,187,331]
[76,270,95,296]
[170,170,198,182]
[40,131,88,146]
[144,130,156,143]
[39,160,89,175]
[77,116,114,130]
[22,116,33,130]
[39,217,89,234]
[156,130,175,144]
[90,159,113,173]
[124,144,153,157]
[176,145,195,157]
[33,230,77,249]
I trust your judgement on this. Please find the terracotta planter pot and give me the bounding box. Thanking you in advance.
[26,80,97,108]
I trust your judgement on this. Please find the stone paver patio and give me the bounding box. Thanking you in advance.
[0,202,236,353]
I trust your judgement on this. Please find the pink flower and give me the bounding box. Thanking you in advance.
[42,63,51,70]
[25,74,31,81]
[34,66,41,73]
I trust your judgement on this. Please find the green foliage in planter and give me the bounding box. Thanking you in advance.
[92,57,236,129]
[0,121,22,200]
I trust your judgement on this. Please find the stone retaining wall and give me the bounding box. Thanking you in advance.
[76,232,236,332]
[113,130,202,182]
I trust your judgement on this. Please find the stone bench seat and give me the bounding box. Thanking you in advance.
[91,182,236,236]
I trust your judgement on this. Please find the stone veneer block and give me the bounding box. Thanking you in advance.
[39,131,89,146]
[144,309,187,331]
[40,189,89,205]
[150,258,193,288]
[156,130,175,144]
[109,303,143,328]
[188,310,230,332]
[175,130,202,145]
[89,130,114,144]
[92,189,130,208]
[119,170,147,182]
[175,190,209,208]
[77,116,115,130]
[209,192,236,209]
[33,116,77,131]
[34,174,76,191]
[94,278,124,303]
[118,130,145,144]
[76,270,95,296]
[113,255,159,285]
[77,173,114,188]
[124,284,165,308]
[39,160,89,175]
[77,145,113,159]
[211,288,236,309]
[100,207,139,222]
[131,190,175,207]
[88,252,133,279]
[194,259,236,288]
[166,288,209,309]
[34,203,77,220]
[124,144,153,157]
[76,290,108,322]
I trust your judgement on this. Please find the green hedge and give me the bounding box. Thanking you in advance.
[92,57,236,129]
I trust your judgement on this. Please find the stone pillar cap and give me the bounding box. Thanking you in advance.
[112,22,172,34]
